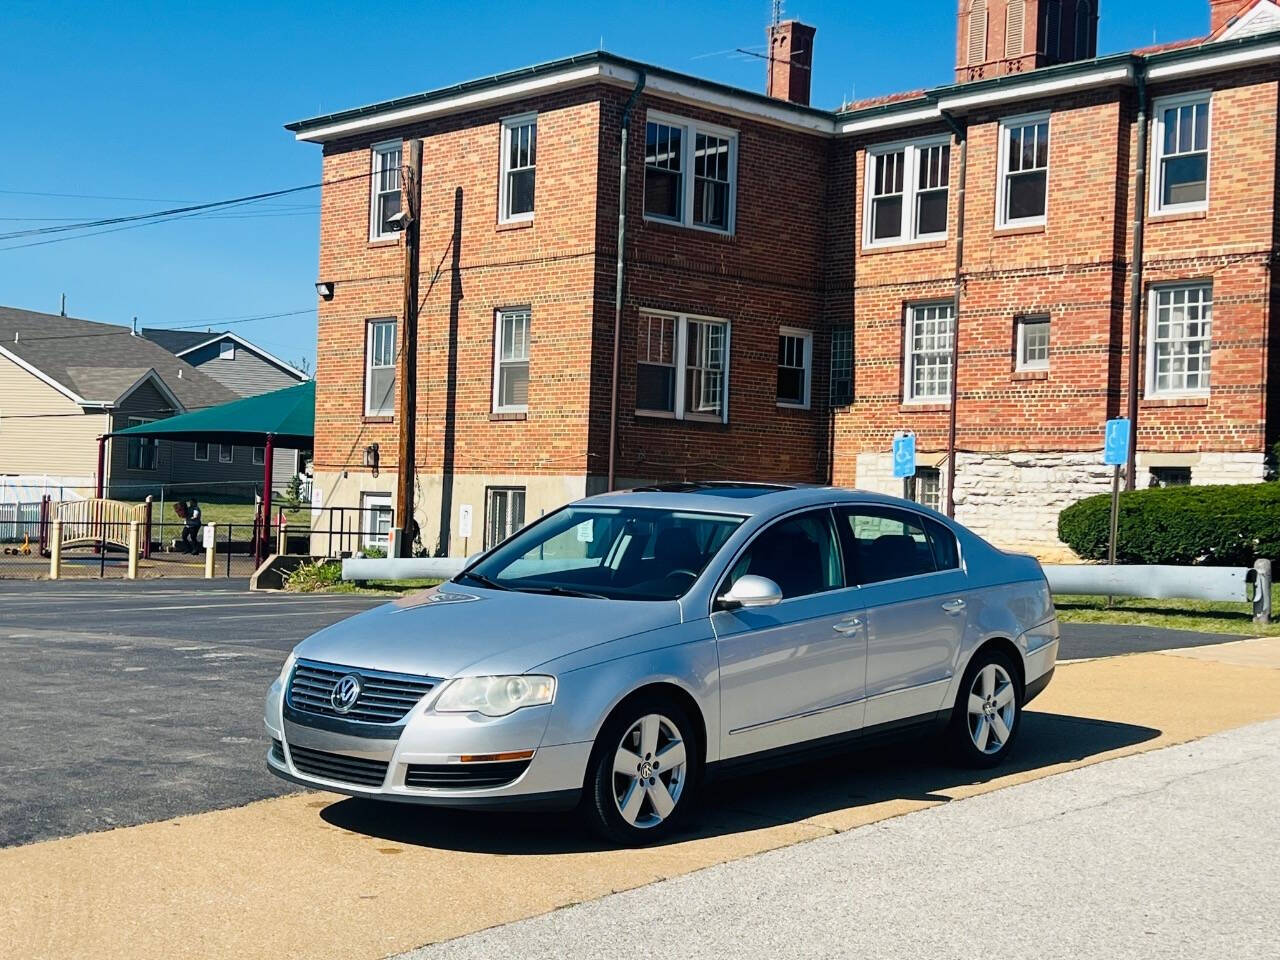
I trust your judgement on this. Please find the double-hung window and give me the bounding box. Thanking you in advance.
[635,311,730,422]
[776,327,813,408]
[369,141,402,241]
[643,112,737,233]
[1151,93,1210,214]
[865,138,951,246]
[493,308,531,413]
[1147,283,1212,396]
[905,302,955,402]
[126,417,158,470]
[364,318,397,417]
[997,114,1050,227]
[1015,315,1050,371]
[499,113,536,223]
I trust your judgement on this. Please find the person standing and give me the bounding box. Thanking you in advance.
[181,498,202,554]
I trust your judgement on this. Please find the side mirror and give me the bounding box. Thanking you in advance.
[717,574,783,610]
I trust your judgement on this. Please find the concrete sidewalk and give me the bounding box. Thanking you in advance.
[409,718,1280,960]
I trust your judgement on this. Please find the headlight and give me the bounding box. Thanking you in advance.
[434,675,555,717]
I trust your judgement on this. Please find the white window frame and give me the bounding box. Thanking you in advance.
[864,136,952,248]
[218,340,235,360]
[361,492,393,551]
[1150,91,1211,216]
[904,301,956,404]
[364,318,397,418]
[776,326,813,409]
[995,112,1050,229]
[634,310,731,423]
[1146,282,1213,398]
[484,486,527,549]
[492,307,531,414]
[218,444,233,464]
[643,110,738,236]
[369,140,402,242]
[193,441,209,462]
[498,112,537,224]
[1015,315,1050,371]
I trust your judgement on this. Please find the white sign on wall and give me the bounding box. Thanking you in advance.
[458,503,473,539]
[202,525,215,549]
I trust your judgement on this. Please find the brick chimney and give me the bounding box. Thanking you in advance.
[1210,0,1252,35]
[766,20,816,106]
[956,1,1099,84]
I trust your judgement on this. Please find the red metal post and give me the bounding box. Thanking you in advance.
[261,434,275,559]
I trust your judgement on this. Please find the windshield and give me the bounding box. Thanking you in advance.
[459,505,744,601]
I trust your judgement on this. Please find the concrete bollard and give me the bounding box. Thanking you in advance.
[277,520,288,557]
[1255,558,1273,625]
[205,523,217,579]
[127,521,139,580]
[49,519,62,579]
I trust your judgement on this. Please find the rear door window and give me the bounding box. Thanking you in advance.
[837,506,939,585]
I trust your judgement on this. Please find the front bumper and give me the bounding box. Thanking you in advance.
[263,675,591,811]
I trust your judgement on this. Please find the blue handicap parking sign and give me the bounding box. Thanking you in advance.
[1103,418,1130,466]
[892,433,916,478]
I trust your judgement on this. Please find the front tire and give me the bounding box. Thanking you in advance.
[584,694,699,845]
[946,647,1021,768]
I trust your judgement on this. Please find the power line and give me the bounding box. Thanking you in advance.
[7,308,316,344]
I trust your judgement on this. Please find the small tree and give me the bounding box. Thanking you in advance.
[281,473,305,510]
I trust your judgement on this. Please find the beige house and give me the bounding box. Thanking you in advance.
[0,306,240,499]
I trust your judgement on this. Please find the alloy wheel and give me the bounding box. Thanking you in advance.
[967,663,1016,754]
[612,713,688,829]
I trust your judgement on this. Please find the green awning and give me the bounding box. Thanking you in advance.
[111,380,314,448]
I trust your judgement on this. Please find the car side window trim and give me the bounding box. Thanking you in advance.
[712,506,850,610]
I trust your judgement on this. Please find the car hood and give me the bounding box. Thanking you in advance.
[292,583,683,678]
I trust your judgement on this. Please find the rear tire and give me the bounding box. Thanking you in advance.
[583,693,699,846]
[946,646,1022,768]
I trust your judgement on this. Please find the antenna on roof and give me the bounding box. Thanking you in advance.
[131,316,138,336]
[59,293,66,317]
[771,0,783,26]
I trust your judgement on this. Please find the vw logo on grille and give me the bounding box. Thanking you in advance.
[330,674,363,714]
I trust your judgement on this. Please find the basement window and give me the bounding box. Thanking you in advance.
[1150,466,1191,488]
[1151,93,1210,214]
[865,138,951,247]
[643,111,737,234]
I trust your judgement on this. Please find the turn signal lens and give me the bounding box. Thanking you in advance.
[434,675,556,717]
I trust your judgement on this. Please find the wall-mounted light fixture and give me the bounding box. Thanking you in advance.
[315,281,335,301]
[364,442,380,477]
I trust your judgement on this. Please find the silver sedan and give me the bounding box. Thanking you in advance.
[265,483,1058,844]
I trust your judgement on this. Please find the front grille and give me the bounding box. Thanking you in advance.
[404,760,532,790]
[287,659,435,724]
[269,739,285,763]
[289,744,389,787]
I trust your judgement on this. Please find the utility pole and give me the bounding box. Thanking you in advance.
[395,139,423,557]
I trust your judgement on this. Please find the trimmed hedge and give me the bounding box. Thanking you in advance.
[1057,482,1280,566]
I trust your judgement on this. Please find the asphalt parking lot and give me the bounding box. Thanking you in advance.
[0,578,1245,847]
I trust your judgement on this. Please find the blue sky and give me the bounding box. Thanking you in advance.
[1,0,1214,369]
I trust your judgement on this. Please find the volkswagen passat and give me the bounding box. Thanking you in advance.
[265,483,1057,844]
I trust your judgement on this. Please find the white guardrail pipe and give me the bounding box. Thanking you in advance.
[344,558,1274,624]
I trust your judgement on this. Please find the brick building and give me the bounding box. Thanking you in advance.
[288,0,1280,558]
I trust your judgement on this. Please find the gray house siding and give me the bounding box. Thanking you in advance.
[182,340,301,397]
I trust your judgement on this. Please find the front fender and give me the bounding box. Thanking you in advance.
[537,624,720,763]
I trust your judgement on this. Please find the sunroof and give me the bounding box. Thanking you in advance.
[629,482,794,499]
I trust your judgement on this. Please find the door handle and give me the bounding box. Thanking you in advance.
[941,598,966,615]
[832,617,863,634]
